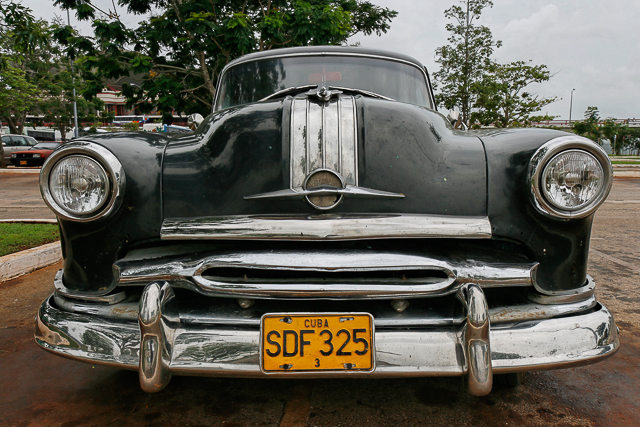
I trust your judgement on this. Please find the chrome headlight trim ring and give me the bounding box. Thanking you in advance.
[40,142,126,222]
[528,135,612,220]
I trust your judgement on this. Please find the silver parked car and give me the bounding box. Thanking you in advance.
[2,134,38,162]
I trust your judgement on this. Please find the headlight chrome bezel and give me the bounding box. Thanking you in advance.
[40,142,126,222]
[529,136,612,220]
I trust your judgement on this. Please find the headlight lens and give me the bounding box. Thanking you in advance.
[11,153,16,158]
[49,155,110,215]
[33,153,41,158]
[541,150,604,211]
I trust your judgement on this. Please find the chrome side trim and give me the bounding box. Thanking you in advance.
[528,136,613,219]
[161,214,492,241]
[36,296,619,386]
[40,141,126,222]
[458,284,492,396]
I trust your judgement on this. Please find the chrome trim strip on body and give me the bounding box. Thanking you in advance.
[161,214,492,241]
[528,136,613,220]
[36,294,619,384]
[244,185,404,201]
[39,141,126,222]
[114,249,533,299]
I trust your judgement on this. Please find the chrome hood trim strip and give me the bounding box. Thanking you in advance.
[161,214,492,241]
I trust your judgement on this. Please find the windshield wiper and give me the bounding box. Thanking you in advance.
[327,86,395,101]
[259,85,318,102]
[259,84,396,103]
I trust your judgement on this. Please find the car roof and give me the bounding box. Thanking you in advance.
[224,46,425,70]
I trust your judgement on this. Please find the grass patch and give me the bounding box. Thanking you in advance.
[0,223,60,257]
[611,161,640,164]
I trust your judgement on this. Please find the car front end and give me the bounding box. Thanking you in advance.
[35,47,618,396]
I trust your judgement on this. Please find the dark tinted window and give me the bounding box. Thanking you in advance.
[215,55,431,110]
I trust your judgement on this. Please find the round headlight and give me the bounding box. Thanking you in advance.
[541,150,605,211]
[49,155,110,215]
[529,136,612,219]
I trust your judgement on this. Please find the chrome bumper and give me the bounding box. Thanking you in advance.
[36,282,619,396]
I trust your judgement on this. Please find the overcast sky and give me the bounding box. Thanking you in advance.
[19,0,639,120]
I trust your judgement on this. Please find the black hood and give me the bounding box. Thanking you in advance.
[162,95,487,219]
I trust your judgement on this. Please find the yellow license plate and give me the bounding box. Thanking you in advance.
[19,160,27,165]
[261,313,374,372]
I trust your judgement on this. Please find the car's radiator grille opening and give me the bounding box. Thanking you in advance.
[200,267,451,285]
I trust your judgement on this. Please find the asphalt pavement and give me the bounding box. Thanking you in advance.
[0,175,639,426]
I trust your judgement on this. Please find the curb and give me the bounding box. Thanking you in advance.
[614,170,640,178]
[0,219,57,224]
[0,241,62,283]
[0,167,41,174]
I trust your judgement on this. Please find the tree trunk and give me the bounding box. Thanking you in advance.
[0,143,6,168]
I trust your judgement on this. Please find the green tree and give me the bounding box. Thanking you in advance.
[433,0,501,125]
[471,60,557,127]
[572,106,601,142]
[601,119,636,156]
[38,67,105,140]
[0,1,50,167]
[0,65,39,134]
[53,0,397,116]
[0,1,48,67]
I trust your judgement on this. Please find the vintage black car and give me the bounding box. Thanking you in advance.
[36,46,618,396]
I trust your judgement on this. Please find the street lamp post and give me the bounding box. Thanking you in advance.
[67,9,79,138]
[569,88,575,124]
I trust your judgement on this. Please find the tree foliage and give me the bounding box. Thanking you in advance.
[572,106,640,155]
[433,0,500,125]
[53,0,397,116]
[471,61,557,127]
[0,8,103,141]
[434,0,557,128]
[571,106,601,142]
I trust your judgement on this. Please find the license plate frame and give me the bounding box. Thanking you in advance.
[260,313,375,374]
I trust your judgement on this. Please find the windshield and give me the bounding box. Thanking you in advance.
[33,143,59,150]
[215,55,432,111]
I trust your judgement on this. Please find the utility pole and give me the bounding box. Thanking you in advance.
[67,9,79,138]
[569,88,575,124]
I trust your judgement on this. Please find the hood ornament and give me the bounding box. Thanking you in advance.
[307,85,342,103]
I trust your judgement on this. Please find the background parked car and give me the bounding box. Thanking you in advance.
[2,134,38,162]
[9,142,62,167]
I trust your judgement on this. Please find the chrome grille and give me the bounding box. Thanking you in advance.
[290,95,358,189]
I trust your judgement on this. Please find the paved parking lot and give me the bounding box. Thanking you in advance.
[0,177,639,426]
